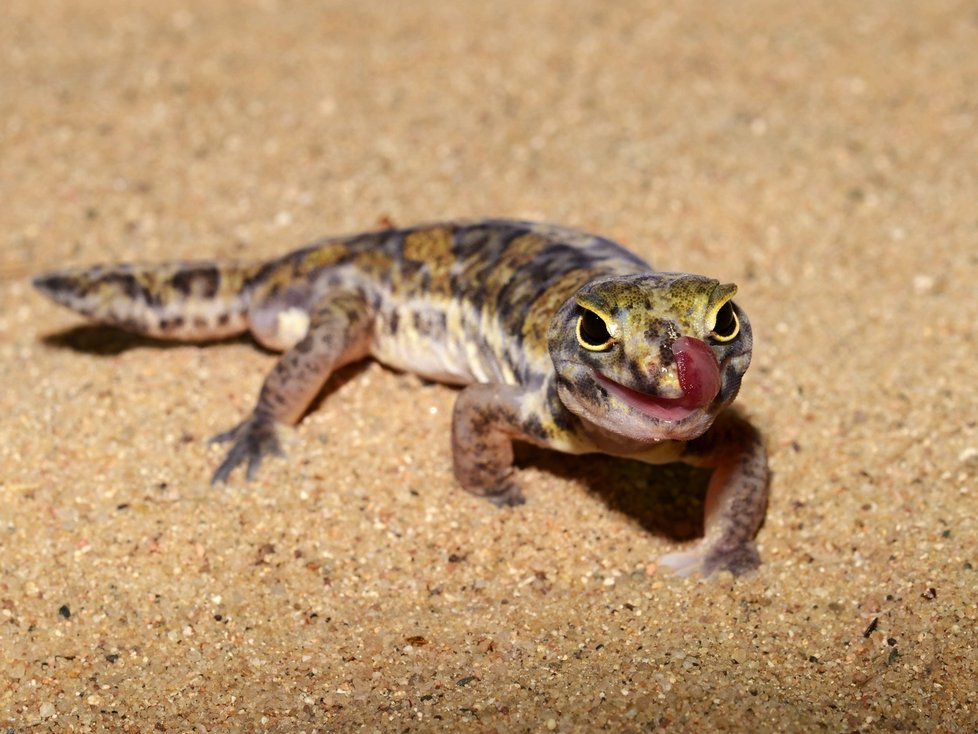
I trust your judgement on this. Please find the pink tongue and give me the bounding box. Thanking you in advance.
[672,337,721,409]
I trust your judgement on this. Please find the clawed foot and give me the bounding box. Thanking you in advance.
[658,540,760,577]
[210,413,284,484]
[482,478,526,507]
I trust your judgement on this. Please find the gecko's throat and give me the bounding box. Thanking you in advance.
[592,336,721,423]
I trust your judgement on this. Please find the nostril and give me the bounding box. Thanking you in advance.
[639,358,682,400]
[647,361,670,377]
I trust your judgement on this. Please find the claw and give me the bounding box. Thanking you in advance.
[209,414,284,484]
[657,548,708,577]
[658,540,760,577]
[484,480,526,507]
[209,427,237,445]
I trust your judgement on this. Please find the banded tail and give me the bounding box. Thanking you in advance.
[33,261,261,341]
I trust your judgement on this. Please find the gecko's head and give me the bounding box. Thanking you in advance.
[547,273,753,445]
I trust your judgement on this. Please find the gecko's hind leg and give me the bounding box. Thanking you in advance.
[211,415,283,483]
[211,289,373,484]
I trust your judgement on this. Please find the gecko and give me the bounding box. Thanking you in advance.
[33,219,768,576]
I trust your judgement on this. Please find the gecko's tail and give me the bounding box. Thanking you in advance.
[33,261,262,341]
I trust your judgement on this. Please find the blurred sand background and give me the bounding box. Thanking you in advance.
[2,0,977,731]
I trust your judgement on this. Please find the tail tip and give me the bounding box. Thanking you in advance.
[32,272,70,297]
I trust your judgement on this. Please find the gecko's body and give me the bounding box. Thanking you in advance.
[34,219,768,576]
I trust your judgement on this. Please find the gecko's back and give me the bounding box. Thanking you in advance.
[35,219,651,387]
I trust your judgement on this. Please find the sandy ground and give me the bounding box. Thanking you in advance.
[2,0,977,731]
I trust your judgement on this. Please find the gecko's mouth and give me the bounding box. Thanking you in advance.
[592,337,721,423]
[593,371,701,422]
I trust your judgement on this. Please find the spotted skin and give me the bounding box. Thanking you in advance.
[33,219,769,576]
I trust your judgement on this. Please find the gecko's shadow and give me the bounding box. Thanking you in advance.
[514,444,709,542]
[40,322,370,411]
[40,324,253,355]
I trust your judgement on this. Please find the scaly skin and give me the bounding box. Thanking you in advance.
[33,219,769,576]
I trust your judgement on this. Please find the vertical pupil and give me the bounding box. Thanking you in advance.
[714,302,736,336]
[581,310,610,346]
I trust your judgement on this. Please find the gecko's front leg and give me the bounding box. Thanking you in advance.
[211,290,373,483]
[658,411,769,576]
[451,383,549,507]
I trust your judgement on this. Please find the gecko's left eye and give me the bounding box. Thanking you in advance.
[709,301,739,343]
[577,309,615,351]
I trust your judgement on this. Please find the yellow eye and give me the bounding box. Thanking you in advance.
[709,301,740,342]
[576,309,615,351]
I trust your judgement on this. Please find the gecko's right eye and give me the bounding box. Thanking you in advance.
[576,309,615,352]
[709,300,740,343]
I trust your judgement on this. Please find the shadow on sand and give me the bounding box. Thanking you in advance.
[41,322,709,543]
